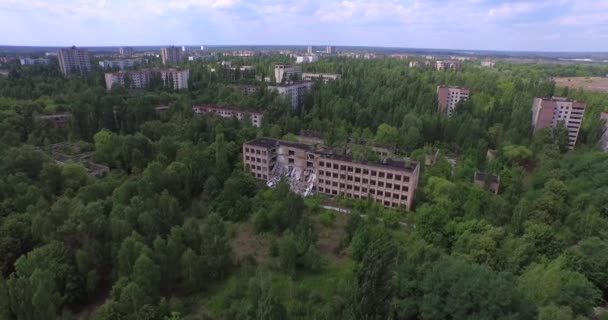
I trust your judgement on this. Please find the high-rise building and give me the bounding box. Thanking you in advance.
[242,138,420,209]
[531,97,586,149]
[307,46,313,55]
[98,59,143,70]
[601,112,608,151]
[161,46,182,65]
[436,60,461,71]
[295,55,319,64]
[274,64,301,83]
[57,46,91,75]
[104,68,189,91]
[326,46,335,54]
[118,47,134,57]
[437,86,470,117]
[302,72,341,83]
[268,81,313,109]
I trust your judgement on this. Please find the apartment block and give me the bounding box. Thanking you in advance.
[119,47,134,57]
[274,64,302,83]
[307,46,314,55]
[601,112,608,151]
[436,60,461,71]
[302,72,341,82]
[98,59,143,70]
[268,81,313,109]
[326,46,335,54]
[409,60,432,68]
[296,55,319,64]
[104,68,189,91]
[481,60,496,68]
[20,58,50,65]
[437,86,470,116]
[531,97,586,149]
[193,104,263,127]
[161,46,182,65]
[242,138,420,209]
[58,46,91,75]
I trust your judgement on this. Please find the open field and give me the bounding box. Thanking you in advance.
[553,77,608,92]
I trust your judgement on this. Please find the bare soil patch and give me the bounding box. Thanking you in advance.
[553,77,608,92]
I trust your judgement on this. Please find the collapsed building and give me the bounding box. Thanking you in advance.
[242,138,420,210]
[46,143,110,177]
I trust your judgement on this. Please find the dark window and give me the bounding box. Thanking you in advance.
[386,183,392,189]
[340,165,346,171]
[319,161,325,167]
[354,186,360,191]
[333,164,339,169]
[363,178,368,184]
[355,168,361,174]
[355,177,361,183]
[379,172,385,178]
[289,150,295,156]
[347,176,353,181]
[395,174,402,181]
[371,170,377,176]
[340,183,345,188]
[378,181,384,187]
[289,158,294,164]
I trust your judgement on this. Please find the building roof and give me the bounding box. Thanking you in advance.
[538,96,584,103]
[37,112,72,119]
[437,85,469,90]
[474,171,500,183]
[193,104,263,115]
[268,80,314,88]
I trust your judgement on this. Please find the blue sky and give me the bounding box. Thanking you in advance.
[1,0,607,51]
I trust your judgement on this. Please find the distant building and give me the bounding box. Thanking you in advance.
[0,56,17,64]
[274,64,302,83]
[58,46,91,75]
[531,97,586,149]
[437,86,470,117]
[307,46,313,55]
[161,46,182,65]
[234,85,260,96]
[118,47,134,57]
[409,60,432,68]
[474,171,500,194]
[98,59,143,70]
[296,55,319,64]
[436,60,461,71]
[104,68,189,91]
[242,137,420,209]
[601,112,608,151]
[36,112,72,128]
[193,104,263,127]
[481,60,496,68]
[326,46,335,54]
[302,72,341,82]
[268,81,314,109]
[20,58,50,65]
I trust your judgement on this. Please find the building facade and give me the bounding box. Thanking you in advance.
[161,46,182,65]
[268,81,314,109]
[104,68,189,91]
[481,60,496,68]
[601,112,608,151]
[119,47,134,57]
[326,46,335,54]
[58,46,91,75]
[274,64,302,83]
[193,104,263,127]
[437,86,470,116]
[302,72,341,82]
[474,171,500,194]
[98,59,142,69]
[296,55,319,64]
[436,60,461,71]
[242,138,420,209]
[20,58,50,65]
[531,97,586,149]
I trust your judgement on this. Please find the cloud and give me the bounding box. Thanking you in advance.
[0,0,607,51]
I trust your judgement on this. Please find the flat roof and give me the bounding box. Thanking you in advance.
[193,104,263,114]
[268,80,314,87]
[437,85,469,90]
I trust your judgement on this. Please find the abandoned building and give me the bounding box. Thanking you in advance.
[242,138,420,210]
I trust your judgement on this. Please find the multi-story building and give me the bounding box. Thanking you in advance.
[436,60,461,71]
[474,171,500,194]
[193,104,263,127]
[481,60,496,68]
[242,138,420,209]
[160,68,189,90]
[437,86,470,116]
[307,46,313,55]
[600,112,608,151]
[409,60,432,68]
[302,72,341,82]
[20,58,50,65]
[104,68,189,91]
[268,81,314,109]
[118,47,134,57]
[296,55,319,64]
[531,97,586,149]
[274,64,302,83]
[57,46,91,75]
[98,59,143,70]
[326,46,335,54]
[161,46,182,65]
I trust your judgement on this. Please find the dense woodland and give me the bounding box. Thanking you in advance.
[0,54,608,320]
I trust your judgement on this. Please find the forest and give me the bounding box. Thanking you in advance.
[0,54,608,320]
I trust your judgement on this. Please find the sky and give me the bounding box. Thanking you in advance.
[0,0,607,52]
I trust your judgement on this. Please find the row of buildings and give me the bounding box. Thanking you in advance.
[104,68,190,90]
[410,60,461,71]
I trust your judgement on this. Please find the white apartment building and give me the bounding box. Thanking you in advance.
[118,47,134,57]
[302,72,341,82]
[437,86,470,116]
[531,97,586,149]
[98,59,143,69]
[296,55,319,64]
[160,69,189,90]
[268,81,314,109]
[20,58,50,65]
[274,65,302,83]
[104,68,189,91]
